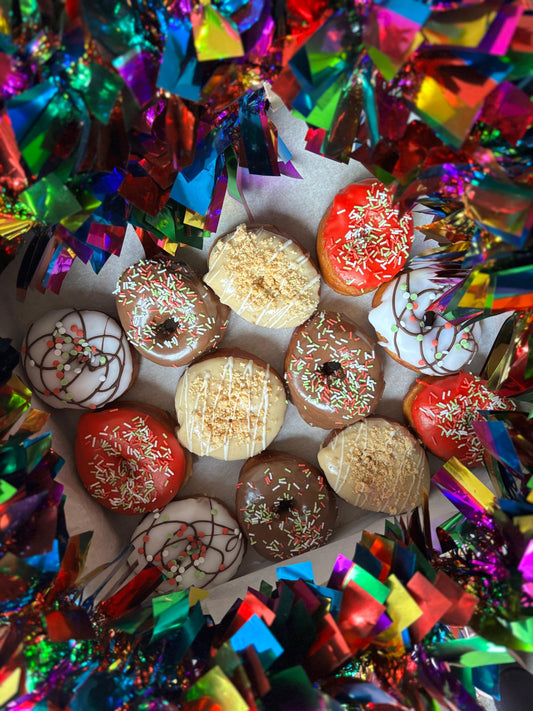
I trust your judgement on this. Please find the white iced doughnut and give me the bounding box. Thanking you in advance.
[128,496,245,591]
[21,308,136,410]
[368,263,479,375]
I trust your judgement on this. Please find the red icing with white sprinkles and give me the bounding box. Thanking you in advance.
[406,372,516,466]
[75,406,187,514]
[318,179,414,294]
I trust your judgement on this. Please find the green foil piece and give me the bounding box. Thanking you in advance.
[19,173,82,223]
[151,589,190,642]
[0,478,17,502]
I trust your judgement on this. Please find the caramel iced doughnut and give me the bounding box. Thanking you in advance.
[204,223,320,328]
[317,179,414,295]
[236,450,337,561]
[175,349,287,460]
[317,417,430,515]
[284,310,384,429]
[403,371,515,467]
[368,262,479,375]
[115,259,229,367]
[21,308,137,410]
[128,496,245,591]
[75,403,190,514]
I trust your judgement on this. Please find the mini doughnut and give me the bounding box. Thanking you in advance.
[75,403,190,514]
[175,348,287,460]
[284,310,384,429]
[317,179,414,296]
[368,262,479,375]
[128,496,245,591]
[115,258,229,367]
[235,450,337,561]
[403,371,516,467]
[204,223,320,328]
[21,308,137,410]
[317,417,430,515]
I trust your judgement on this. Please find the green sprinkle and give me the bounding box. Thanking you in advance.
[417,334,424,341]
[435,352,443,360]
[60,378,68,385]
[391,325,398,333]
[406,303,413,310]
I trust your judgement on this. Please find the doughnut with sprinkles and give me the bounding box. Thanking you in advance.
[368,262,479,375]
[128,496,245,591]
[115,259,229,367]
[236,450,337,561]
[21,308,137,410]
[284,310,384,429]
[317,178,414,296]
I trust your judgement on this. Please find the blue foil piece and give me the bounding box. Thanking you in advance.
[230,613,284,668]
[276,561,314,583]
[7,81,58,144]
[170,132,223,214]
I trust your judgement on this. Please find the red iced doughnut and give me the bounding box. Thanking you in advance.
[75,403,190,514]
[317,178,414,295]
[403,372,516,466]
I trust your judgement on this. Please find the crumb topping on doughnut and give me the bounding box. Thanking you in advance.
[186,368,273,449]
[205,224,320,328]
[318,418,429,515]
[175,354,287,460]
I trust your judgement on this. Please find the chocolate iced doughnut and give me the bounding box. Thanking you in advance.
[128,496,245,591]
[318,417,430,515]
[204,223,320,328]
[175,348,287,460]
[21,308,137,410]
[368,262,479,375]
[115,259,229,367]
[284,310,384,429]
[236,450,337,561]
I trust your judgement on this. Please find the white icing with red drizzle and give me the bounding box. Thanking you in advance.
[368,264,479,375]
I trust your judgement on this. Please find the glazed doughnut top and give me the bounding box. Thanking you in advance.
[21,308,135,409]
[285,310,384,429]
[204,224,320,328]
[128,496,245,591]
[236,450,337,561]
[369,262,479,376]
[318,179,414,294]
[115,259,228,366]
[175,350,287,460]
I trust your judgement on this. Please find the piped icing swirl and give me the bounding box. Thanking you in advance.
[204,224,320,328]
[236,450,337,561]
[128,496,245,591]
[368,263,479,375]
[21,308,136,410]
[284,310,384,429]
[174,349,287,460]
[115,259,229,367]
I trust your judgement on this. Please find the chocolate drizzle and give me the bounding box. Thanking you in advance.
[22,308,135,410]
[129,496,245,591]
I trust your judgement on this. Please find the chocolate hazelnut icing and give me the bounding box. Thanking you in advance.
[284,310,384,429]
[115,259,229,366]
[236,450,337,561]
